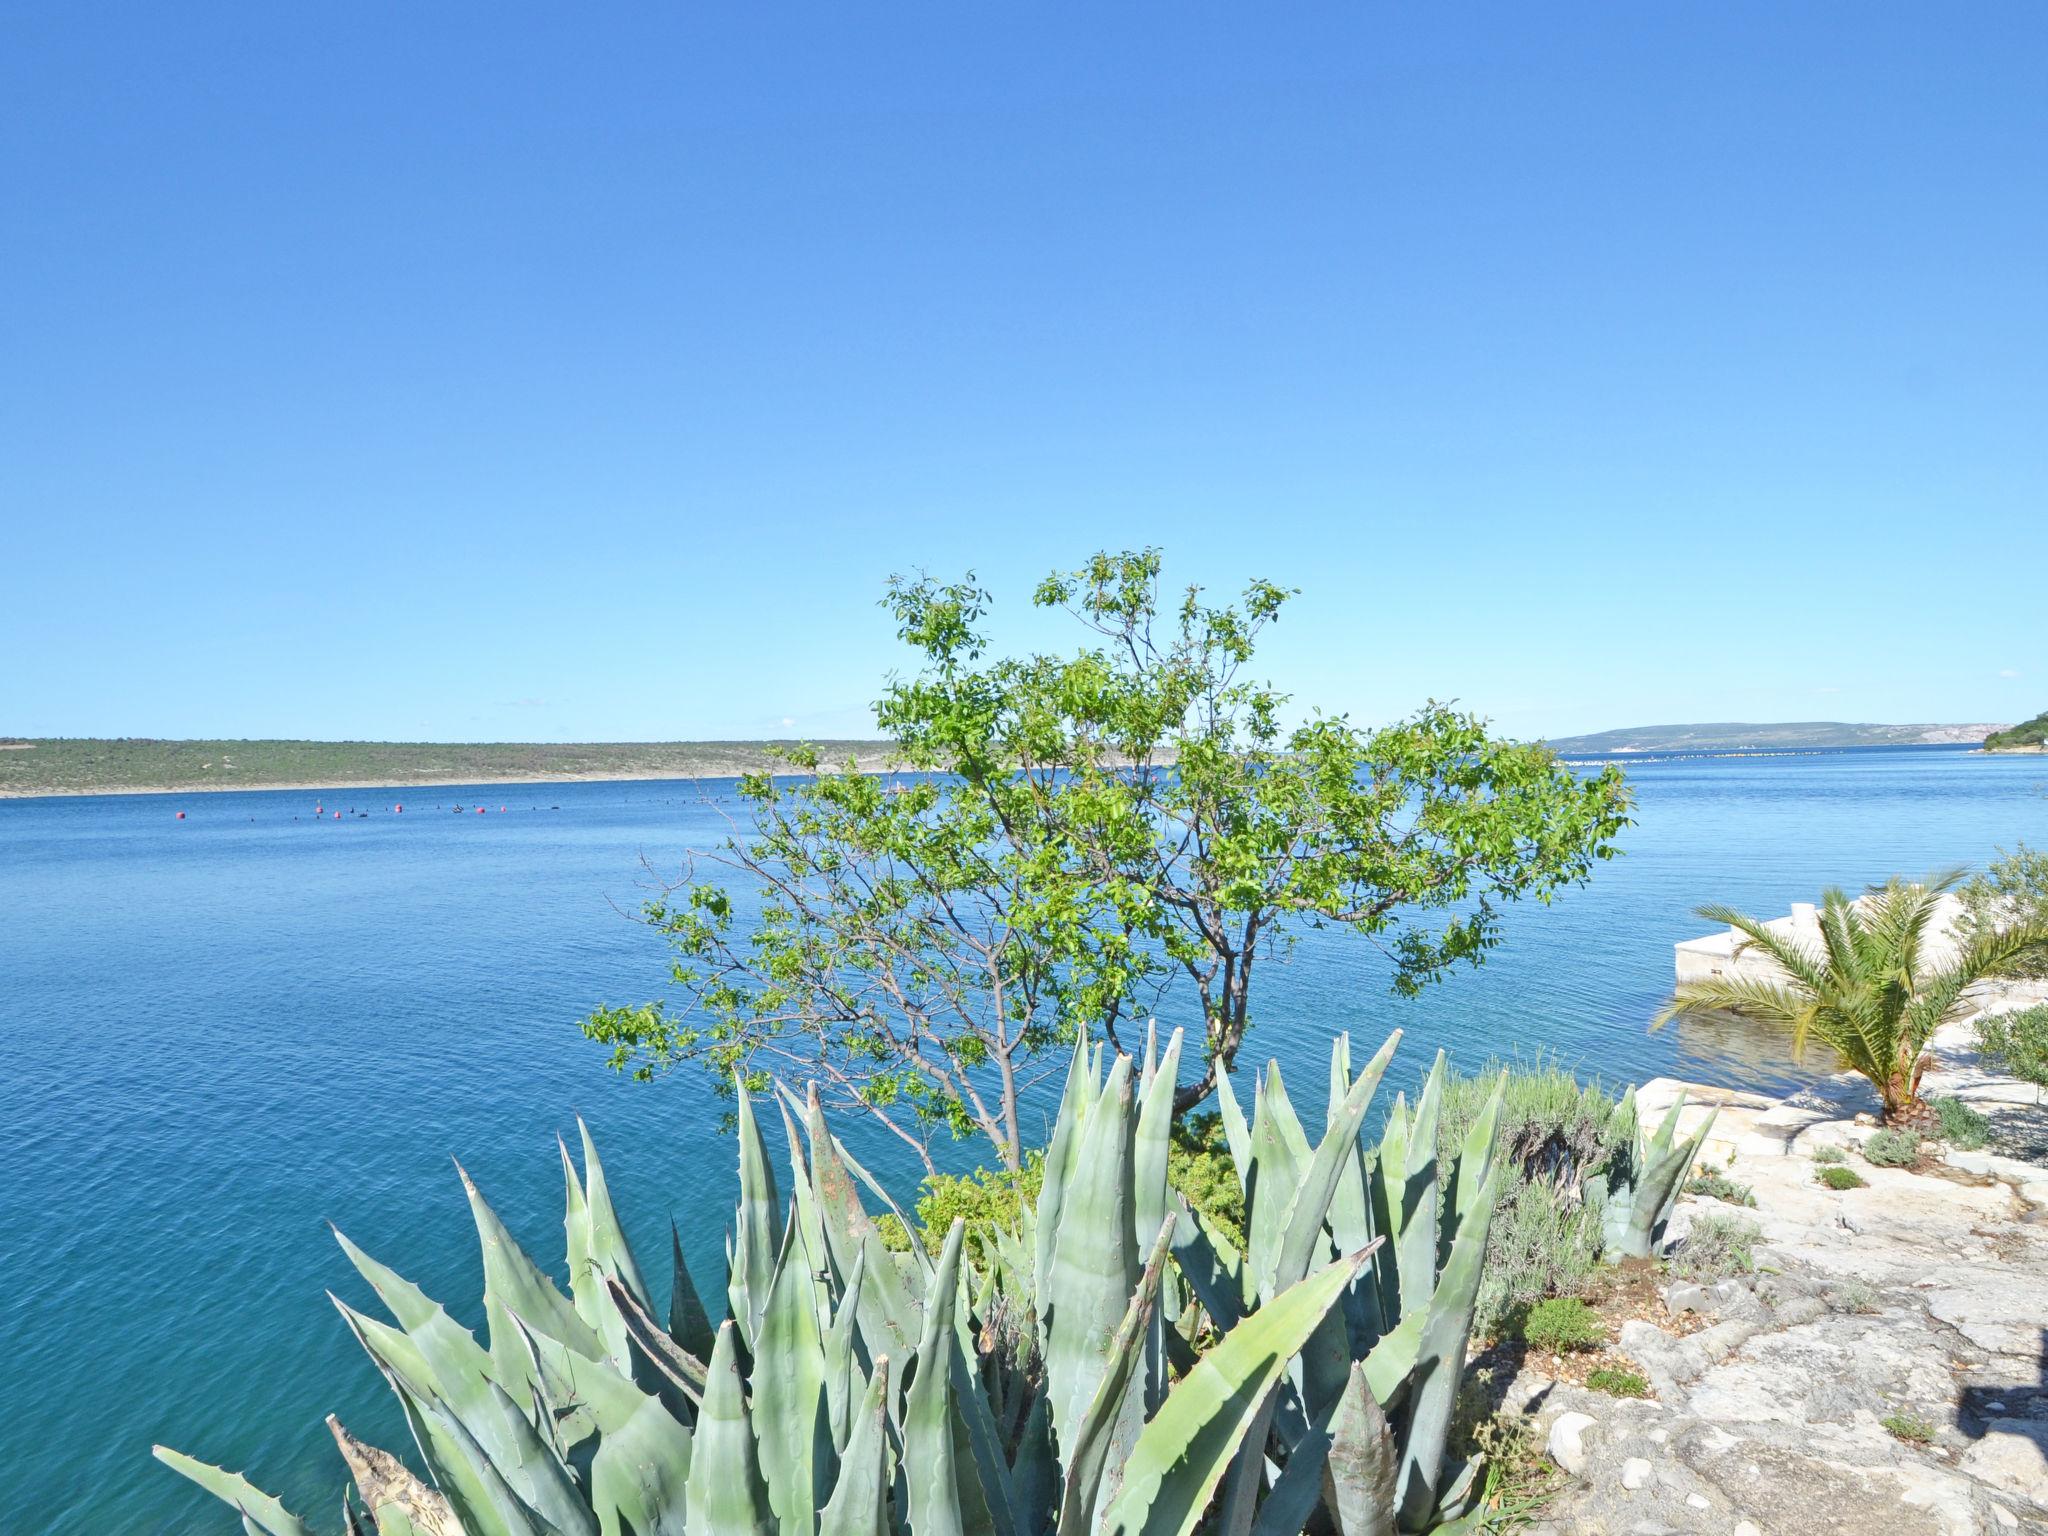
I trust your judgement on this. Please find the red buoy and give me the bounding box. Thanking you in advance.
[333,811,341,819]
[176,810,186,820]
[499,805,506,813]
[394,804,402,814]
[476,806,485,814]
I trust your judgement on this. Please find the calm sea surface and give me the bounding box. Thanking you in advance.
[5,747,2046,1528]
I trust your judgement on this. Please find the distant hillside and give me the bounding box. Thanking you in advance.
[0,738,903,797]
[1984,712,2048,752]
[1545,721,2011,755]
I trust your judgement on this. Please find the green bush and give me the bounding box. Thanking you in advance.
[1863,1129,1920,1167]
[1673,1213,1759,1279]
[1832,1278,1880,1313]
[1977,1004,2048,1091]
[1437,1056,1627,1338]
[1958,844,2048,978]
[1882,1411,1935,1444]
[1928,1096,1991,1150]
[1811,1144,1845,1164]
[1169,1111,1246,1247]
[1585,1366,1650,1399]
[1817,1165,1866,1190]
[1683,1171,1756,1206]
[1521,1296,1604,1353]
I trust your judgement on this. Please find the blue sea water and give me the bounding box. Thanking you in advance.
[4,747,2046,1529]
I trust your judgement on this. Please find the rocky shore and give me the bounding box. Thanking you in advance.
[1512,987,2048,1535]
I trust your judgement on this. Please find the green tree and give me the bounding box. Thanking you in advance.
[1959,843,2048,978]
[1656,873,2048,1123]
[585,549,1631,1171]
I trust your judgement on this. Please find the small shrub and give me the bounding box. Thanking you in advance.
[1168,1112,1246,1246]
[1467,1408,1562,1524]
[1673,1213,1759,1279]
[1811,1144,1846,1164]
[1817,1165,1866,1190]
[1958,845,2048,981]
[1521,1296,1604,1353]
[1585,1366,1650,1399]
[1863,1129,1920,1167]
[1928,1096,1991,1150]
[1684,1171,1756,1206]
[1832,1278,1880,1314]
[1882,1411,1936,1444]
[1977,1004,2048,1091]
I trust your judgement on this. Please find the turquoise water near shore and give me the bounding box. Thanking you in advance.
[5,747,2046,1529]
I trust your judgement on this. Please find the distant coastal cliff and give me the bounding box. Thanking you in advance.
[1544,720,2011,755]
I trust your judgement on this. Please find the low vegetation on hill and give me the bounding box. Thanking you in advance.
[0,737,900,796]
[1983,710,2048,751]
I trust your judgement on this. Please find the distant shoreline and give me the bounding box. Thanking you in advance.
[0,738,905,800]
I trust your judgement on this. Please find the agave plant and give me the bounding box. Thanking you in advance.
[158,1026,1503,1536]
[1581,1088,1715,1262]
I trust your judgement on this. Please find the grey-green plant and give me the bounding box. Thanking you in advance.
[1881,1411,1935,1444]
[1582,1088,1717,1261]
[1583,1368,1648,1399]
[158,1025,1506,1536]
[1670,1214,1758,1280]
[1519,1298,1602,1354]
[1681,1172,1755,1207]
[1977,1005,2048,1093]
[1863,1129,1920,1167]
[1817,1165,1866,1190]
[1927,1096,1990,1150]
[1811,1144,1845,1164]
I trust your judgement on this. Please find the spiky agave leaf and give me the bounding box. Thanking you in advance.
[1098,1246,1375,1536]
[803,1084,922,1361]
[667,1220,718,1363]
[511,1311,692,1536]
[458,1161,604,1397]
[1042,1054,1138,1459]
[817,1357,893,1536]
[901,1222,998,1536]
[686,1321,775,1536]
[728,1081,783,1350]
[152,1446,316,1536]
[754,1207,836,1536]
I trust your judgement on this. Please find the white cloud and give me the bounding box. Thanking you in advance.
[782,716,798,727]
[1999,668,2022,679]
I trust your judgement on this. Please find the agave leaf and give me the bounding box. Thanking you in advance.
[1008,1394,1056,1536]
[416,1394,554,1536]
[1099,1247,1372,1536]
[153,1446,316,1536]
[1043,1054,1138,1458]
[459,1161,605,1394]
[776,1093,836,1318]
[1055,1216,1175,1534]
[1391,1149,1501,1532]
[729,1081,783,1350]
[1168,1198,1245,1333]
[482,1381,600,1536]
[1134,1027,1184,1250]
[1320,1362,1397,1536]
[1032,1031,1098,1342]
[1213,1068,1253,1192]
[326,1417,459,1536]
[1391,1056,1444,1322]
[901,1222,997,1536]
[823,1246,867,1451]
[803,1085,922,1361]
[755,1208,836,1536]
[818,1357,893,1536]
[577,1121,652,1311]
[1244,1064,1307,1305]
[1269,1032,1399,1297]
[667,1221,719,1362]
[332,1230,504,1437]
[686,1321,776,1536]
[605,1274,705,1417]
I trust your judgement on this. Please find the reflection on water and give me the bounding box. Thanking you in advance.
[1660,1008,1826,1096]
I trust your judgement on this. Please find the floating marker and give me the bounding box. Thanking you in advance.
[176,811,186,820]
[394,804,402,814]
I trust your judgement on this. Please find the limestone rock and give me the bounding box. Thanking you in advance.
[1548,1411,1598,1477]
[1958,1419,2048,1504]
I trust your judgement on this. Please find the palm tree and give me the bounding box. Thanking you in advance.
[1656,872,2048,1124]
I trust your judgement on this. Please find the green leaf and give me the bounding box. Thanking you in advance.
[686,1321,777,1536]
[152,1446,315,1536]
[901,1222,997,1536]
[728,1081,783,1350]
[818,1358,893,1536]
[754,1208,835,1536]
[1099,1246,1372,1536]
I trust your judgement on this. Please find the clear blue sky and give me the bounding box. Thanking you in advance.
[4,4,2043,742]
